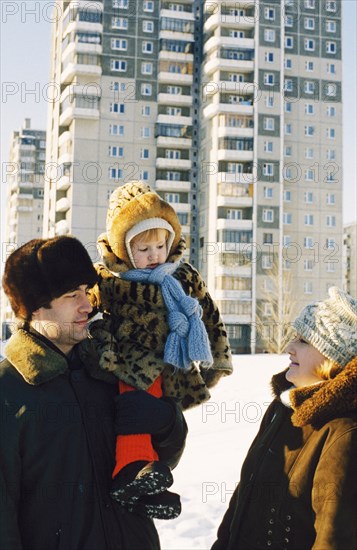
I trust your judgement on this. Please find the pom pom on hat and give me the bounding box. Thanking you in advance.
[293,287,357,367]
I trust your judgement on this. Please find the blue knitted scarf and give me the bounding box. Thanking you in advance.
[120,262,213,370]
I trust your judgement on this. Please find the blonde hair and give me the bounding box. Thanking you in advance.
[131,228,170,244]
[315,358,343,380]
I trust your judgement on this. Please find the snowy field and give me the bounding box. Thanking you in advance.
[156,353,289,550]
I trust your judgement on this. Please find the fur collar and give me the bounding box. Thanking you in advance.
[271,357,357,428]
[4,329,117,386]
[96,232,187,274]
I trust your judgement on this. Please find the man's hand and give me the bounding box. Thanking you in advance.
[114,390,175,436]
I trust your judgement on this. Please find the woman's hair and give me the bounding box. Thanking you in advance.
[315,358,344,380]
[131,228,170,244]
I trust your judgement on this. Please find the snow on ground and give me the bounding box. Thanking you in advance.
[156,353,289,550]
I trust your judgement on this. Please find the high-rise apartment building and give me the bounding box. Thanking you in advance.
[44,0,343,352]
[343,222,357,298]
[1,118,46,337]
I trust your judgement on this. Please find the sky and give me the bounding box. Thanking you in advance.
[1,0,356,255]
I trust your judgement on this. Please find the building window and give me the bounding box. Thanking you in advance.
[263,163,274,176]
[112,17,128,29]
[304,0,315,8]
[264,73,275,86]
[264,7,275,20]
[141,62,153,75]
[327,106,336,116]
[305,103,314,115]
[167,85,182,95]
[143,0,154,11]
[284,146,292,157]
[285,58,292,69]
[305,61,314,72]
[142,41,154,53]
[166,106,181,116]
[111,38,127,50]
[109,124,124,136]
[265,96,274,108]
[262,208,274,222]
[265,52,274,63]
[326,238,336,248]
[326,128,336,139]
[284,79,293,92]
[143,20,154,32]
[305,125,315,137]
[304,17,315,30]
[326,41,336,54]
[109,167,123,180]
[165,149,181,159]
[305,148,314,159]
[142,105,151,116]
[304,259,314,271]
[166,171,180,181]
[304,191,314,202]
[304,81,315,94]
[327,63,336,74]
[264,303,273,317]
[264,29,276,42]
[263,118,275,131]
[141,83,152,95]
[326,193,336,205]
[285,14,294,27]
[108,146,124,158]
[264,186,273,198]
[326,83,337,97]
[140,170,150,181]
[141,127,151,138]
[165,192,180,203]
[304,38,315,51]
[326,20,337,32]
[285,102,292,113]
[113,0,128,7]
[110,103,125,113]
[264,141,273,153]
[304,282,313,294]
[227,209,243,220]
[285,36,294,49]
[262,255,273,269]
[285,123,292,135]
[304,237,314,249]
[283,212,292,224]
[304,214,314,225]
[326,215,336,227]
[326,1,337,12]
[283,190,292,201]
[326,262,336,273]
[141,148,150,159]
[111,60,127,72]
[263,233,273,244]
[326,149,336,160]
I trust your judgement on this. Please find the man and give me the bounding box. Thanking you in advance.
[0,236,187,550]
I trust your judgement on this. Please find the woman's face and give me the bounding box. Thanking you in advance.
[285,335,327,388]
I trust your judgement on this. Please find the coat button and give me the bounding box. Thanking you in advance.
[286,515,291,521]
[269,519,274,524]
[270,507,276,513]
[267,542,272,546]
[285,538,290,543]
[285,527,291,532]
[268,530,273,536]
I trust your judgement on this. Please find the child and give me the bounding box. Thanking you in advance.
[88,181,233,519]
[211,286,357,550]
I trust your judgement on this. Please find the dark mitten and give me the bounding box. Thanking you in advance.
[114,391,175,436]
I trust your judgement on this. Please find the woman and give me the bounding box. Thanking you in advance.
[211,286,357,550]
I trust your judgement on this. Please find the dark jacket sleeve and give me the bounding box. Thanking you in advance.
[152,399,188,470]
[211,487,239,550]
[0,370,23,549]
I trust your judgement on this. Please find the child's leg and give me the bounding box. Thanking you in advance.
[112,376,163,478]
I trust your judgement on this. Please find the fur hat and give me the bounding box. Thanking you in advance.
[2,236,97,320]
[293,286,357,367]
[106,181,182,267]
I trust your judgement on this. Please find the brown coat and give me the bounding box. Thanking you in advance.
[211,357,357,550]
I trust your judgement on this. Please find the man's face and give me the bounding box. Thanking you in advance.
[31,285,93,355]
[130,229,168,269]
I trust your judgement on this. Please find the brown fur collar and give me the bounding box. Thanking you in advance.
[4,329,117,386]
[271,357,357,428]
[96,232,187,274]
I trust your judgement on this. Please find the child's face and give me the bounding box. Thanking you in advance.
[285,335,327,388]
[130,229,168,269]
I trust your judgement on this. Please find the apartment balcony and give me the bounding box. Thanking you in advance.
[18,191,33,200]
[214,289,252,301]
[62,41,102,59]
[157,114,192,126]
[222,313,252,325]
[160,8,195,21]
[204,80,255,97]
[158,71,193,85]
[203,102,253,119]
[156,135,192,148]
[17,205,33,212]
[169,202,191,213]
[64,20,103,38]
[158,50,194,62]
[204,36,254,55]
[19,144,36,152]
[155,179,191,192]
[57,152,72,166]
[55,219,70,235]
[59,105,100,126]
[203,56,253,76]
[57,175,71,191]
[217,149,254,162]
[218,126,254,138]
[156,158,191,170]
[217,192,253,208]
[58,131,72,147]
[61,62,102,84]
[13,181,33,192]
[216,219,253,231]
[204,13,255,33]
[215,264,251,278]
[158,93,192,106]
[56,197,70,213]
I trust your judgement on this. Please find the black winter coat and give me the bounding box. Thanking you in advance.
[0,329,187,550]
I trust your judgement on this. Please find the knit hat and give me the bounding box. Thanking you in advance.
[2,236,98,320]
[106,181,182,267]
[293,287,357,367]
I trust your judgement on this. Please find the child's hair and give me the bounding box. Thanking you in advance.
[131,228,170,244]
[315,358,343,380]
